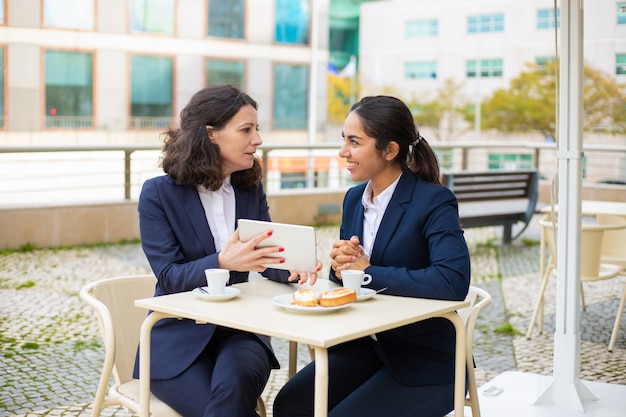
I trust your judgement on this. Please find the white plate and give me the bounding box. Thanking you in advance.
[272,293,352,314]
[356,288,376,302]
[192,286,241,302]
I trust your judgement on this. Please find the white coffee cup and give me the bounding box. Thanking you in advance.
[341,269,373,295]
[204,268,230,295]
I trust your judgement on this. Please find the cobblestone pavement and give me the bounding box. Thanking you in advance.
[1,216,625,417]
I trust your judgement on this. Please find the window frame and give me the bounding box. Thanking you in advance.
[537,8,560,30]
[405,61,437,79]
[406,19,438,38]
[42,0,96,31]
[467,13,504,34]
[129,54,175,130]
[207,0,245,40]
[273,63,309,130]
[205,58,246,89]
[129,0,175,36]
[43,49,95,129]
[274,0,310,45]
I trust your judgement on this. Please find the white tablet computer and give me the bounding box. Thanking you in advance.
[237,219,317,272]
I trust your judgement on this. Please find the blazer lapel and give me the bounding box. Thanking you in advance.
[178,184,217,255]
[369,172,415,264]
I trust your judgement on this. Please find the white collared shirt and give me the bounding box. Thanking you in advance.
[361,174,402,257]
[197,176,235,252]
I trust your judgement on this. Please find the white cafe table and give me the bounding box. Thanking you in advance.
[135,279,469,417]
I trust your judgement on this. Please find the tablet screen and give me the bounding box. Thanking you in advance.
[237,219,318,272]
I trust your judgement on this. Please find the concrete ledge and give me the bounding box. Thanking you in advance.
[0,201,141,249]
[0,190,348,250]
[1,184,623,250]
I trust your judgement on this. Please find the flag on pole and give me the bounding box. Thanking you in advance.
[338,55,357,78]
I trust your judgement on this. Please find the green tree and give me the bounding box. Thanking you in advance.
[408,79,471,142]
[476,62,626,138]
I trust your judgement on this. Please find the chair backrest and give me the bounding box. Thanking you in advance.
[458,286,492,332]
[539,215,626,280]
[80,274,156,386]
[597,214,626,266]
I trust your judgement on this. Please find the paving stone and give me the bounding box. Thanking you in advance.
[1,216,625,417]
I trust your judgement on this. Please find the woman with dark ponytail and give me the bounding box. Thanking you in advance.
[274,95,471,417]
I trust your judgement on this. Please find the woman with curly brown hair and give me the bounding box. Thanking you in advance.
[133,84,320,417]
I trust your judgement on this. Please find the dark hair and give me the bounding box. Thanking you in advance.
[160,84,262,190]
[349,95,441,185]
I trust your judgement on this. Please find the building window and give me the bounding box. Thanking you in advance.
[44,50,93,128]
[537,8,560,29]
[536,56,556,72]
[0,0,5,25]
[406,19,438,38]
[466,59,503,78]
[275,0,309,45]
[130,55,173,129]
[0,47,4,128]
[43,0,95,30]
[488,153,533,170]
[467,13,504,34]
[405,62,437,79]
[619,3,626,25]
[208,0,244,39]
[206,59,245,88]
[617,54,626,76]
[273,64,308,129]
[129,0,174,35]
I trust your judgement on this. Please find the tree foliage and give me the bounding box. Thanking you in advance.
[408,79,471,142]
[476,62,626,138]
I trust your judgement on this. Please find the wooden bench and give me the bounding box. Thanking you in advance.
[441,169,539,244]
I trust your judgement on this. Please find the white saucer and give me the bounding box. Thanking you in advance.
[356,288,376,302]
[272,293,351,314]
[192,286,241,301]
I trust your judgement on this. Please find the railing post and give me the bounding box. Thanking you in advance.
[261,149,269,192]
[462,148,469,170]
[124,150,133,200]
[535,147,541,170]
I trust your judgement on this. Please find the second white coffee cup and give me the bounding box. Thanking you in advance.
[204,268,230,295]
[341,269,373,295]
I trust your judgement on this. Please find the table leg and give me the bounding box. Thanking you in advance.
[139,311,171,417]
[313,346,329,417]
[442,312,466,417]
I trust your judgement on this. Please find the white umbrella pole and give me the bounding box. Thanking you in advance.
[533,0,597,411]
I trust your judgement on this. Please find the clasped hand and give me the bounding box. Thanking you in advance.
[330,235,370,277]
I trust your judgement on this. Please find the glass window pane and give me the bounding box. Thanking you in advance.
[0,0,5,24]
[275,0,309,45]
[130,0,174,35]
[466,60,477,78]
[618,3,626,25]
[208,0,244,39]
[131,55,173,128]
[206,59,245,88]
[406,19,438,38]
[537,8,560,29]
[405,62,437,79]
[44,50,93,127]
[617,54,626,75]
[274,64,308,129]
[44,0,95,30]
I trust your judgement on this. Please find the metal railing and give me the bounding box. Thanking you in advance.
[0,142,624,207]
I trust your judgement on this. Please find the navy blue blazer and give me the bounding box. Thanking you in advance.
[330,170,471,386]
[133,174,290,380]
